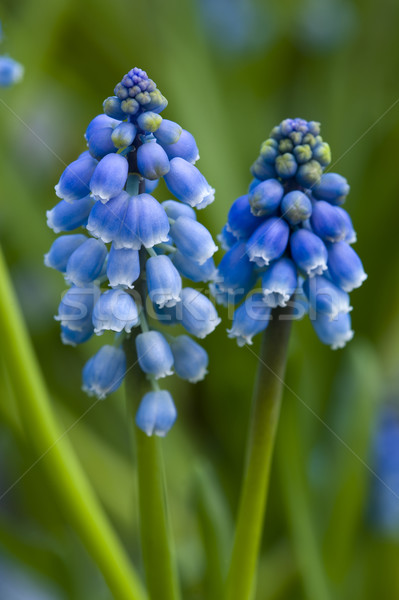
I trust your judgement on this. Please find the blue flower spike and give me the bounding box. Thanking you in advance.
[214,118,366,349]
[46,67,219,435]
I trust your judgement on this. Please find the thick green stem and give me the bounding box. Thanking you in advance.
[0,247,147,600]
[124,247,180,600]
[225,306,293,600]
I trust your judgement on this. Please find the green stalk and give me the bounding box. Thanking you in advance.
[0,247,147,600]
[124,246,180,600]
[225,306,293,600]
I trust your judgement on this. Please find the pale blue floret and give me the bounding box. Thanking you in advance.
[87,191,130,244]
[136,111,163,133]
[164,157,214,209]
[275,153,298,179]
[217,225,237,251]
[227,195,262,239]
[170,335,208,382]
[0,56,24,87]
[310,200,347,242]
[312,172,350,205]
[261,258,297,308]
[295,160,322,188]
[106,245,140,288]
[248,178,284,217]
[135,390,177,437]
[146,255,182,308]
[228,293,271,346]
[55,152,98,202]
[87,127,117,160]
[44,234,87,272]
[303,275,352,320]
[65,238,107,287]
[281,190,312,226]
[335,207,357,243]
[89,153,129,203]
[162,200,197,221]
[311,311,354,350]
[82,345,126,399]
[172,252,216,283]
[161,129,199,163]
[55,284,100,331]
[170,216,218,265]
[92,289,139,334]
[46,195,93,233]
[136,331,174,379]
[327,241,367,292]
[180,288,221,338]
[103,96,126,120]
[85,114,120,141]
[213,241,256,296]
[290,228,328,277]
[61,324,93,346]
[154,119,182,145]
[111,122,137,148]
[137,139,170,180]
[246,217,290,267]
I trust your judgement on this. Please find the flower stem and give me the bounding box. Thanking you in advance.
[225,305,293,600]
[0,247,147,600]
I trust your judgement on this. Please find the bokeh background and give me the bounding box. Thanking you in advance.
[1,0,399,598]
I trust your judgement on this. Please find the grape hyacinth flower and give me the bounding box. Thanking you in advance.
[213,118,366,349]
[0,21,24,88]
[46,67,219,435]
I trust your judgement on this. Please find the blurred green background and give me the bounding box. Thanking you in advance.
[1,0,399,598]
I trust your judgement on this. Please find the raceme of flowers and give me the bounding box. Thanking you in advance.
[45,67,220,436]
[212,118,367,349]
[0,22,24,87]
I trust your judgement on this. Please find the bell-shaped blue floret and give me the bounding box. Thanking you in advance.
[281,191,312,226]
[227,195,262,240]
[180,288,221,338]
[87,127,117,160]
[103,96,126,120]
[92,289,139,334]
[106,245,140,289]
[46,195,93,233]
[85,114,120,140]
[170,335,208,382]
[135,390,177,437]
[82,345,126,399]
[65,238,107,286]
[213,241,257,298]
[312,173,350,205]
[44,234,87,272]
[87,191,129,244]
[246,217,290,267]
[61,323,93,346]
[217,225,237,251]
[248,178,284,217]
[161,129,199,164]
[136,330,174,379]
[162,200,196,221]
[303,275,352,320]
[311,311,354,349]
[137,111,162,133]
[228,293,271,346]
[55,284,100,331]
[290,229,328,277]
[327,241,367,292]
[261,258,297,308]
[310,200,347,242]
[146,255,182,308]
[0,56,24,87]
[164,157,214,209]
[137,139,170,180]
[55,152,98,202]
[170,216,218,265]
[154,119,182,145]
[335,207,357,244]
[89,154,128,203]
[111,122,137,149]
[250,158,277,180]
[172,252,216,283]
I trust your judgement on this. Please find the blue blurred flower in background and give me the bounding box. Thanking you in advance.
[213,118,367,349]
[46,67,220,435]
[0,21,23,87]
